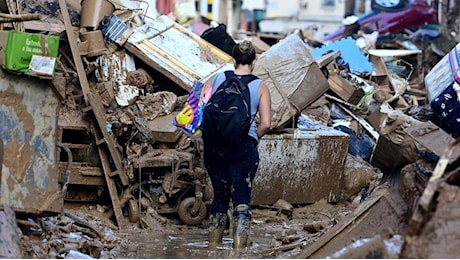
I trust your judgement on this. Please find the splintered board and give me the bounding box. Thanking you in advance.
[126,15,234,91]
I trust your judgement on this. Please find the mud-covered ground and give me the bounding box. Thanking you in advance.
[16,153,408,259]
[18,182,407,259]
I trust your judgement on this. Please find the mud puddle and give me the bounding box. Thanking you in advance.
[117,221,302,259]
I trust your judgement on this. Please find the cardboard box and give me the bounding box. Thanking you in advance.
[4,31,59,76]
[327,73,365,105]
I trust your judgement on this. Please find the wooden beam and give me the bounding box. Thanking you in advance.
[294,190,386,259]
[97,145,125,230]
[57,0,91,103]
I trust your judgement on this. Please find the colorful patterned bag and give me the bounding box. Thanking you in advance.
[173,79,213,137]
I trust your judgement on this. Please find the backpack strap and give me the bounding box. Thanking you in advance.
[223,70,258,91]
[223,70,259,126]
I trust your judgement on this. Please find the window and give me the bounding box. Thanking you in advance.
[322,0,336,7]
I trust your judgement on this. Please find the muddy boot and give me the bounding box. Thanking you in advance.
[232,204,251,250]
[208,212,227,249]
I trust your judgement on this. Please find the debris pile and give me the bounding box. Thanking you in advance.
[1,0,460,258]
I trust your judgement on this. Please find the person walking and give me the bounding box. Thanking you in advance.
[202,40,271,249]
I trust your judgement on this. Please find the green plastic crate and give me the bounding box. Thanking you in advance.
[4,31,59,76]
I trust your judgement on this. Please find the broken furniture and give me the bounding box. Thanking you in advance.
[124,15,234,92]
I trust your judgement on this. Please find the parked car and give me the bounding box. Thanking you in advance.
[322,0,438,42]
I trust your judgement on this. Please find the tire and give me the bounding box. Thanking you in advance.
[371,0,409,11]
[127,199,140,223]
[177,197,207,226]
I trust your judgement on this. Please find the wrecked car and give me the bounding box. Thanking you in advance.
[322,0,438,42]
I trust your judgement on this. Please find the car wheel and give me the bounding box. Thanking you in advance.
[178,197,207,226]
[371,0,409,11]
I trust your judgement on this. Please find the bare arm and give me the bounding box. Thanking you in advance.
[204,76,213,86]
[257,82,272,139]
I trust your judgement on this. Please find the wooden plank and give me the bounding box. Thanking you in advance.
[404,120,460,164]
[324,93,361,110]
[22,20,66,33]
[406,138,460,237]
[57,0,91,103]
[59,143,93,149]
[337,103,380,141]
[315,50,341,68]
[294,190,387,259]
[58,163,105,186]
[308,190,408,258]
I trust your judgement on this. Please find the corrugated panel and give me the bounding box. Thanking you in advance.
[252,128,350,205]
[127,15,234,91]
[0,72,62,214]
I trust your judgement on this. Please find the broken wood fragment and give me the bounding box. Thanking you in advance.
[63,210,103,239]
[303,221,329,233]
[126,105,156,144]
[252,211,287,222]
[261,238,307,255]
[294,190,387,259]
[0,13,41,23]
[324,93,361,110]
[16,219,41,229]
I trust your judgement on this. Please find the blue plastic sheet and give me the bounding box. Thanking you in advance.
[310,37,374,75]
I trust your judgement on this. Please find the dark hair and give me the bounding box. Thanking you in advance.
[232,40,256,65]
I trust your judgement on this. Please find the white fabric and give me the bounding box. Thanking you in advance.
[242,0,265,10]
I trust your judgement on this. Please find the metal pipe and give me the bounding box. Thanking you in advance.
[57,142,72,206]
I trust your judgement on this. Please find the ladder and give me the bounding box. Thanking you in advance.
[58,0,129,229]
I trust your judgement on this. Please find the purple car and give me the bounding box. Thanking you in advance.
[322,0,438,42]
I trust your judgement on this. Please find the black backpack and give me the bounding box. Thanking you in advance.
[202,71,258,149]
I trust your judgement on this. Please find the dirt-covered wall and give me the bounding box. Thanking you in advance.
[0,70,62,214]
